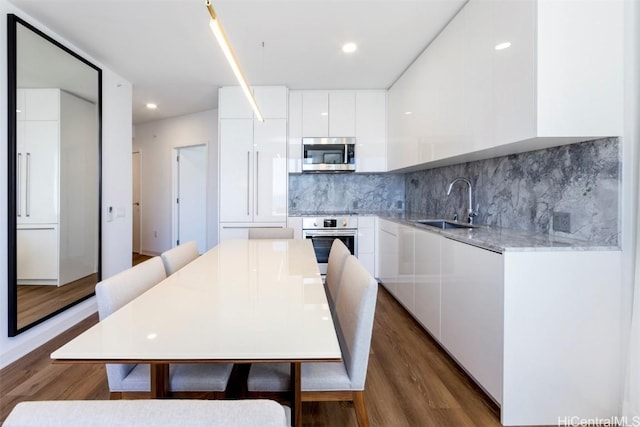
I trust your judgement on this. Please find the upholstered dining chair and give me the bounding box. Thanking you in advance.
[246,255,379,427]
[248,227,294,239]
[324,239,351,310]
[95,257,233,399]
[160,240,199,276]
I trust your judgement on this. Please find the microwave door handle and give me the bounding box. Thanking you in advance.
[344,144,348,164]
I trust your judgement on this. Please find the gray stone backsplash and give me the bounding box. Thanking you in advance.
[289,173,405,214]
[405,137,620,245]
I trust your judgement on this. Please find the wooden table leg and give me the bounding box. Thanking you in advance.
[290,362,301,427]
[150,363,169,398]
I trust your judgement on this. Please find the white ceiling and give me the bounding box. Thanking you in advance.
[11,0,467,124]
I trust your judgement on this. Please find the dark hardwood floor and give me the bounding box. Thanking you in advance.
[0,285,507,426]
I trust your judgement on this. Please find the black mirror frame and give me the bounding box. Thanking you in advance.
[7,14,102,337]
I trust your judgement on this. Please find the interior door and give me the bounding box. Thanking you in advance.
[132,151,141,254]
[176,145,207,253]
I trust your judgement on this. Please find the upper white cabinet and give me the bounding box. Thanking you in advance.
[302,90,355,137]
[291,89,387,173]
[387,0,623,171]
[219,86,287,119]
[355,91,387,172]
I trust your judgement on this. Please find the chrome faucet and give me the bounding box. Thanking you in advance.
[446,177,478,224]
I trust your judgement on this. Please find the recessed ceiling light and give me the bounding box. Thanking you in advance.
[342,42,357,54]
[146,103,158,109]
[320,112,329,116]
[404,111,413,115]
[495,42,511,50]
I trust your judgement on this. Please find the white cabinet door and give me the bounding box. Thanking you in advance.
[287,91,303,173]
[219,87,253,119]
[219,119,254,222]
[17,226,58,282]
[414,229,441,339]
[21,121,59,224]
[16,88,25,121]
[441,238,503,403]
[355,91,386,172]
[395,225,415,312]
[302,91,329,137]
[24,88,59,121]
[254,119,287,222]
[378,220,399,297]
[356,216,376,276]
[219,224,250,242]
[286,217,303,240]
[328,91,355,137]
[253,86,287,119]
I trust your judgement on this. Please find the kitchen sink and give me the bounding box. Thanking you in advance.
[413,219,475,230]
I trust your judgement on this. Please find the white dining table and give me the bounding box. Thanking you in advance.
[51,239,342,427]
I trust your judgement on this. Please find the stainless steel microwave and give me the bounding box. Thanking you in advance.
[302,137,356,172]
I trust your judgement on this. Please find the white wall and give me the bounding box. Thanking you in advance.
[0,2,133,368]
[132,110,218,255]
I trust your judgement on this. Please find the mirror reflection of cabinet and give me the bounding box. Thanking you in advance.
[16,88,98,286]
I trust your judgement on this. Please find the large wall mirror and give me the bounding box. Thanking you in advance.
[7,14,102,336]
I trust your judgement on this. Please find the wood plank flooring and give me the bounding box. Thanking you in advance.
[0,285,506,426]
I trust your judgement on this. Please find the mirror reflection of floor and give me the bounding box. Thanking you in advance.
[16,274,97,330]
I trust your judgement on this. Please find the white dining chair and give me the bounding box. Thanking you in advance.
[246,255,378,427]
[95,257,233,399]
[325,239,351,310]
[248,227,294,239]
[160,240,200,275]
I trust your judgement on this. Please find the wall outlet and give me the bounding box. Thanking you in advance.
[553,212,571,233]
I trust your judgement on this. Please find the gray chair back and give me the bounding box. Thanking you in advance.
[325,239,351,307]
[95,257,167,390]
[334,256,378,390]
[160,241,199,275]
[248,227,294,239]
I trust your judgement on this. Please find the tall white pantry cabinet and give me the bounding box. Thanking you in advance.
[16,88,98,286]
[218,86,288,241]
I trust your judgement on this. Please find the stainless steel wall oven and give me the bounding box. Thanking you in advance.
[302,216,357,275]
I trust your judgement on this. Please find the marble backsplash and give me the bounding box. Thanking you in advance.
[405,137,620,245]
[289,173,405,214]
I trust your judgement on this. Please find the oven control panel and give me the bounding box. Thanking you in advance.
[302,217,358,230]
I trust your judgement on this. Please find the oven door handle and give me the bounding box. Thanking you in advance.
[303,229,356,237]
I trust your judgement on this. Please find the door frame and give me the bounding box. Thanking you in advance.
[171,143,208,250]
[132,149,142,254]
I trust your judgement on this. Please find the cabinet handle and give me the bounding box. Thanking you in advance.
[26,152,31,217]
[17,153,22,217]
[255,151,259,216]
[246,151,250,216]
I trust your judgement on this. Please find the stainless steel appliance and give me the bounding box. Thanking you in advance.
[302,137,356,172]
[302,216,358,274]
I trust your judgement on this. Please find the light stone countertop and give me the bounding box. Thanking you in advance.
[290,211,620,253]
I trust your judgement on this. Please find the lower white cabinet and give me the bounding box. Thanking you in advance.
[17,226,58,282]
[441,238,503,404]
[356,216,376,276]
[414,229,441,339]
[219,223,287,242]
[378,218,623,425]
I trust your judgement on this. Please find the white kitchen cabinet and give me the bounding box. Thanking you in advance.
[328,91,355,137]
[378,219,399,297]
[413,228,441,339]
[16,88,98,286]
[219,119,287,224]
[441,238,503,404]
[218,86,253,119]
[301,91,329,137]
[356,216,376,276]
[253,86,288,119]
[395,225,415,312]
[387,0,623,171]
[355,91,386,172]
[301,90,355,137]
[17,226,58,280]
[288,91,303,173]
